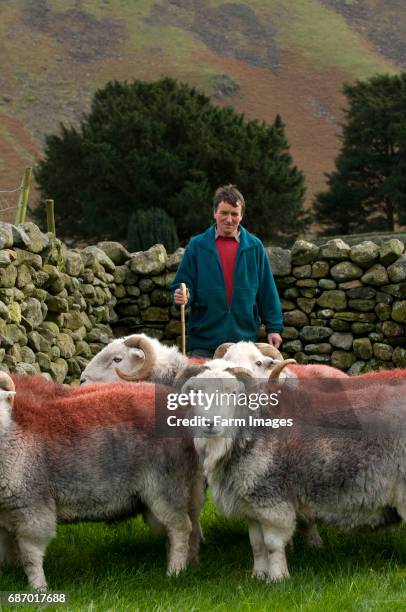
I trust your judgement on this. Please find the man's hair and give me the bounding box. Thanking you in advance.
[213,184,245,214]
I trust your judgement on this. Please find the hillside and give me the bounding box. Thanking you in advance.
[0,0,402,228]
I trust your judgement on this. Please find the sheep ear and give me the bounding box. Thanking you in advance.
[115,344,156,381]
[263,356,279,368]
[129,348,145,360]
[213,343,234,359]
[268,359,297,382]
[225,367,258,393]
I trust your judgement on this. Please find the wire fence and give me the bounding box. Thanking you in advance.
[0,169,58,236]
[0,180,21,218]
[0,168,32,224]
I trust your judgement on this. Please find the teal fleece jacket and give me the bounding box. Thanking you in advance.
[172,225,283,350]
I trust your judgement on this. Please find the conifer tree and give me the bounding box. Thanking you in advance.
[34,78,306,243]
[314,73,406,234]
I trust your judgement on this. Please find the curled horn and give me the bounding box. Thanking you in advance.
[174,364,209,389]
[225,366,258,393]
[213,343,234,359]
[115,335,156,381]
[0,372,15,402]
[255,343,284,361]
[268,359,297,382]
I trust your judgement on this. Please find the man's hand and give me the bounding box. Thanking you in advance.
[267,332,282,349]
[174,287,189,305]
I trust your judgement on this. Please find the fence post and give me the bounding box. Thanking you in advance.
[45,199,56,235]
[15,167,32,224]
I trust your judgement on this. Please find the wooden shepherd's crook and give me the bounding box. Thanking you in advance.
[180,283,187,356]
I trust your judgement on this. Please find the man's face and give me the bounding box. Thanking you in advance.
[213,201,243,237]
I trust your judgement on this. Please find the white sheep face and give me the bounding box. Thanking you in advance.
[80,338,145,385]
[181,368,247,437]
[221,342,278,378]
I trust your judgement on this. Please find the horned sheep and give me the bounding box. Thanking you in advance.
[79,333,210,386]
[182,365,406,581]
[214,341,349,386]
[267,356,406,384]
[0,373,204,590]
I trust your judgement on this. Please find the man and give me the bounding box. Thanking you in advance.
[172,184,283,358]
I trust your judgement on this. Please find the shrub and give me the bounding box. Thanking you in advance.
[127,207,179,253]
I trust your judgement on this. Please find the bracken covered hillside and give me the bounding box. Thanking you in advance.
[0,0,403,224]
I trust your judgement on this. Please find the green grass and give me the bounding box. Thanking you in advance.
[1,499,406,611]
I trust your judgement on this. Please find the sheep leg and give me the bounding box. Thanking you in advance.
[302,521,323,549]
[258,508,296,581]
[0,528,20,567]
[142,508,165,535]
[166,516,192,576]
[248,520,268,579]
[147,498,192,576]
[187,469,206,564]
[394,501,406,525]
[17,534,50,591]
[16,509,56,591]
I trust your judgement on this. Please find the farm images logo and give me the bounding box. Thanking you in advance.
[166,388,291,429]
[152,377,400,439]
[154,379,296,437]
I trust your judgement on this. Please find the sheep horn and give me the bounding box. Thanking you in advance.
[268,359,297,382]
[213,343,234,359]
[0,372,15,393]
[115,335,156,381]
[225,366,258,393]
[174,364,209,389]
[255,343,284,361]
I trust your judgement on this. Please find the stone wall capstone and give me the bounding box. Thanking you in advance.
[0,223,405,383]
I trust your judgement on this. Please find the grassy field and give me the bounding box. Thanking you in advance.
[1,498,406,611]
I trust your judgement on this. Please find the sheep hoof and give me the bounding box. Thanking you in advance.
[266,569,290,582]
[306,534,324,549]
[304,526,324,549]
[166,561,187,577]
[252,569,268,580]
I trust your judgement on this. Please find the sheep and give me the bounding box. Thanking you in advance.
[355,368,406,380]
[266,358,406,384]
[0,372,204,590]
[80,333,207,386]
[184,366,406,581]
[214,341,348,383]
[175,362,324,550]
[213,342,285,378]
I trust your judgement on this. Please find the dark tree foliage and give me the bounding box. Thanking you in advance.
[34,78,307,244]
[314,73,406,234]
[127,207,179,253]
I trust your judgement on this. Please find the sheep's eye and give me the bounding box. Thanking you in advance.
[255,360,262,367]
[79,378,86,385]
[112,357,122,364]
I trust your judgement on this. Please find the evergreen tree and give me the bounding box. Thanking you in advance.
[314,73,406,234]
[34,78,307,243]
[127,208,179,253]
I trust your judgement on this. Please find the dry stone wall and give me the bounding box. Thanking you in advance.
[0,221,405,383]
[269,238,406,373]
